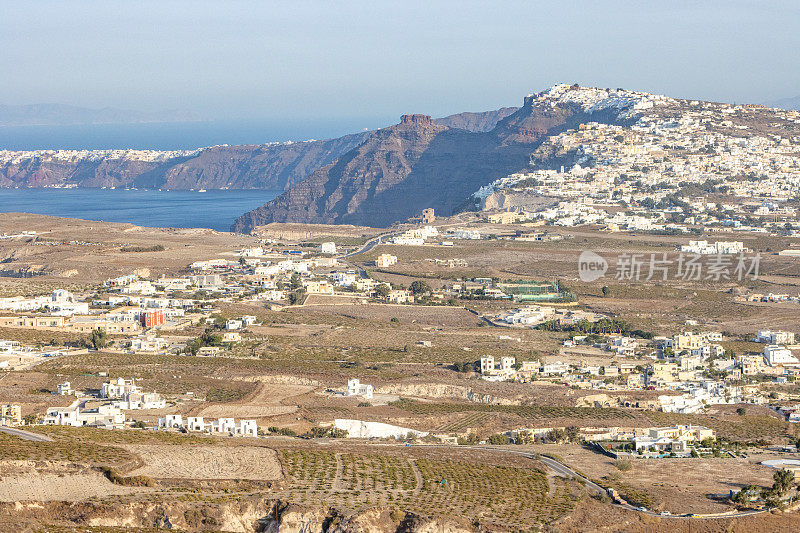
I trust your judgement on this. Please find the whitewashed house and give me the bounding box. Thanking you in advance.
[187,416,205,432]
[210,417,236,434]
[235,419,257,437]
[347,378,373,400]
[159,414,183,429]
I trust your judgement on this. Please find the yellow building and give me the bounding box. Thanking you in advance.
[488,211,523,225]
[0,315,66,329]
[673,332,704,351]
[1,404,22,425]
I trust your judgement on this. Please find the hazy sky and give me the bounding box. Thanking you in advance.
[3,0,799,123]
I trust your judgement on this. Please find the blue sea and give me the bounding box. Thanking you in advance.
[0,188,279,232]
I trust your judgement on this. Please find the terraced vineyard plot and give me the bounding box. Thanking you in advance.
[643,411,793,441]
[281,450,339,501]
[0,433,138,470]
[436,412,490,433]
[338,454,418,497]
[410,458,575,529]
[279,450,576,529]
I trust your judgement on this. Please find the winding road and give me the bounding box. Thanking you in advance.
[0,426,53,442]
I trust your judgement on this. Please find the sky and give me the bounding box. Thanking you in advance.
[3,0,800,124]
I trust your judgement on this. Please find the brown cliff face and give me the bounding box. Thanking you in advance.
[232,97,600,231]
[0,133,370,191]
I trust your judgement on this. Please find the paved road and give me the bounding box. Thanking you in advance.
[342,232,391,259]
[0,426,53,442]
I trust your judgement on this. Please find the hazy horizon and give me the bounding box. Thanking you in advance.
[3,0,800,126]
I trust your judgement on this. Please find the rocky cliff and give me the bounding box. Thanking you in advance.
[0,499,478,532]
[0,133,370,190]
[232,88,625,231]
[0,109,514,191]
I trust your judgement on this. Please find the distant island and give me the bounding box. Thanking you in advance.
[0,103,199,127]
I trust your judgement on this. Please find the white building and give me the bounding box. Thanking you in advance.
[757,330,796,345]
[764,345,800,366]
[158,414,183,429]
[235,419,258,437]
[130,335,168,352]
[101,378,140,399]
[333,419,427,439]
[187,416,205,431]
[226,319,243,330]
[42,401,125,429]
[680,240,745,255]
[320,242,337,255]
[347,378,374,400]
[332,271,358,287]
[55,382,74,396]
[209,417,236,434]
[453,229,482,240]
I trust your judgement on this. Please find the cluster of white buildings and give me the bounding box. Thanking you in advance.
[101,378,166,410]
[158,414,257,437]
[473,85,800,233]
[43,400,126,429]
[390,226,439,246]
[496,306,602,328]
[0,289,88,316]
[632,425,715,453]
[679,240,745,255]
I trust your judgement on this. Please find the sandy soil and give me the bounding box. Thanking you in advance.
[123,444,282,480]
[0,462,143,502]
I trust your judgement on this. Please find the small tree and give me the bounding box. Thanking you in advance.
[565,426,580,443]
[601,286,610,297]
[772,468,795,496]
[409,280,432,295]
[375,284,391,299]
[289,272,302,290]
[89,328,107,350]
[736,407,746,416]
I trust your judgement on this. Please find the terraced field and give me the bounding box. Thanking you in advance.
[124,445,283,480]
[279,449,577,529]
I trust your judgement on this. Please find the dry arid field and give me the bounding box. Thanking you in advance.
[1,215,800,531]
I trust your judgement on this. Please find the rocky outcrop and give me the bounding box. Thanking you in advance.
[0,500,479,532]
[374,383,518,405]
[231,111,542,230]
[0,108,514,191]
[233,87,637,231]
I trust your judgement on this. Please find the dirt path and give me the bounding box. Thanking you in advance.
[333,453,345,491]
[409,458,423,496]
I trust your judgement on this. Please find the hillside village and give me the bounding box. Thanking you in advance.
[475,85,800,236]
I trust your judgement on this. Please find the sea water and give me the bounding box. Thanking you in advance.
[0,188,279,232]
